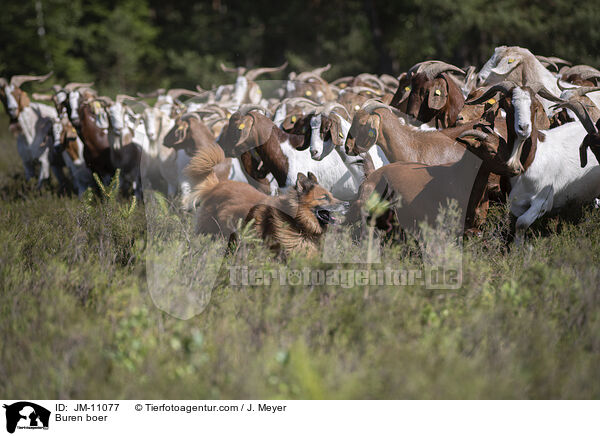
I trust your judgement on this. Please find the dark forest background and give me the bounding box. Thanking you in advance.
[1,0,599,94]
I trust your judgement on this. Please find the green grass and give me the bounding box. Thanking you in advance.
[1,123,599,399]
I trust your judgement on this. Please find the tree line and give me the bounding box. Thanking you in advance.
[1,0,599,94]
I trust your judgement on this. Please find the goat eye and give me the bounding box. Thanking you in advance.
[404,86,411,92]
[339,131,344,138]
[487,98,496,105]
[508,58,515,63]
[305,90,312,96]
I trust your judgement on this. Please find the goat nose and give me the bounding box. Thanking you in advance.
[518,123,528,132]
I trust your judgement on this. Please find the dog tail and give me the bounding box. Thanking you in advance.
[184,143,225,209]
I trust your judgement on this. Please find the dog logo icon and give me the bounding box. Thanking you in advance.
[3,402,50,433]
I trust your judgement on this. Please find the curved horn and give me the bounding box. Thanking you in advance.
[206,117,228,128]
[379,74,400,88]
[295,71,328,85]
[553,100,598,134]
[245,61,288,81]
[238,104,271,117]
[528,83,565,103]
[31,93,53,101]
[562,65,600,78]
[95,96,114,106]
[311,64,331,77]
[10,71,53,88]
[361,99,393,114]
[465,81,517,105]
[116,94,138,105]
[321,102,351,119]
[193,104,227,118]
[410,61,465,80]
[535,55,559,72]
[331,76,354,86]
[166,88,206,100]
[355,73,386,91]
[137,88,166,98]
[63,81,94,92]
[220,63,246,75]
[458,129,488,141]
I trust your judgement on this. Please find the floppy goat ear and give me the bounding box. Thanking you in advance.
[234,114,255,146]
[427,77,448,110]
[490,56,521,76]
[361,113,381,149]
[164,119,189,147]
[329,116,345,147]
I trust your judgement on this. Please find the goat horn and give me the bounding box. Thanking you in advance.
[562,65,600,78]
[10,71,53,88]
[553,100,598,134]
[245,62,288,81]
[410,61,465,80]
[465,81,517,105]
[331,76,354,86]
[379,74,399,88]
[311,64,331,76]
[95,96,114,106]
[321,102,351,119]
[137,88,166,98]
[220,63,246,75]
[295,71,328,85]
[115,94,138,105]
[458,129,488,140]
[166,88,205,99]
[578,70,600,81]
[281,97,321,107]
[31,93,53,101]
[563,85,600,98]
[238,104,271,117]
[528,83,565,103]
[361,99,392,114]
[63,81,94,92]
[355,73,386,91]
[535,55,559,72]
[206,117,227,128]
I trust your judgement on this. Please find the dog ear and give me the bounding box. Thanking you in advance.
[307,171,318,183]
[295,172,312,193]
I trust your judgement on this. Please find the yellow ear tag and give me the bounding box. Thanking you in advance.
[291,115,297,123]
[508,58,515,63]
[354,105,360,111]
[305,90,312,96]
[368,129,375,138]
[177,124,185,131]
[339,83,347,88]
[487,98,496,105]
[434,89,441,96]
[226,113,231,119]
[404,86,411,92]
[238,123,245,130]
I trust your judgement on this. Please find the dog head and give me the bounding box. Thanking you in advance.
[294,172,348,228]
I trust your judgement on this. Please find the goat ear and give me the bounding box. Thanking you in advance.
[533,100,551,130]
[427,78,448,110]
[235,114,254,146]
[363,114,380,148]
[164,119,189,147]
[490,56,521,76]
[329,118,344,147]
[282,112,299,130]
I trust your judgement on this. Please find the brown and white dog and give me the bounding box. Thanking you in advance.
[185,143,347,255]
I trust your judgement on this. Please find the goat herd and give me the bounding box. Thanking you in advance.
[2,46,600,254]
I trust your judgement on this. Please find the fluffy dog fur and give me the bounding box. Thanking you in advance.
[185,143,345,255]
